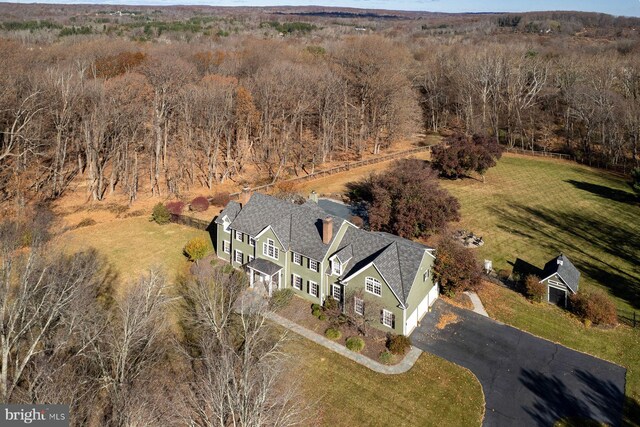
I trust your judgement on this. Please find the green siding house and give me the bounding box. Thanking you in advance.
[213,192,439,336]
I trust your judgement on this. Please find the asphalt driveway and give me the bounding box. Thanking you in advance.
[411,300,626,427]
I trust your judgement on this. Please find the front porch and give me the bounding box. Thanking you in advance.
[245,258,283,297]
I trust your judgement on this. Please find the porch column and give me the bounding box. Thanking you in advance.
[249,267,254,288]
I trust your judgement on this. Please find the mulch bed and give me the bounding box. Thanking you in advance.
[277,295,409,365]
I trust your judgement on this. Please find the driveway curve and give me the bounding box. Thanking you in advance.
[411,300,626,427]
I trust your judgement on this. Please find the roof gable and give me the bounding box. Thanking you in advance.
[214,201,241,225]
[227,193,344,261]
[335,227,428,305]
[541,253,580,293]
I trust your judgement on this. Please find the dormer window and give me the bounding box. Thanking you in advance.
[222,216,230,233]
[332,259,342,276]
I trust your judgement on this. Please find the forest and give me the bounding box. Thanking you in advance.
[0,4,639,207]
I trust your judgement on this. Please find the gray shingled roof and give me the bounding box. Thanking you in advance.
[246,258,282,276]
[541,253,580,293]
[228,193,345,261]
[335,227,429,306]
[214,201,241,225]
[332,244,353,264]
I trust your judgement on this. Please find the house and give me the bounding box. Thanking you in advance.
[213,191,439,336]
[539,253,580,307]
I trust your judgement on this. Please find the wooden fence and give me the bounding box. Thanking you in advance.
[226,145,432,200]
[505,147,573,160]
[170,214,211,231]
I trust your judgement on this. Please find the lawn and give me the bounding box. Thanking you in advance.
[287,337,484,427]
[478,282,640,426]
[56,217,212,287]
[439,154,640,314]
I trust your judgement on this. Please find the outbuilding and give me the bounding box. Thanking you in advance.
[539,253,580,307]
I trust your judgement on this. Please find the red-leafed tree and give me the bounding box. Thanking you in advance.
[433,234,483,296]
[432,133,503,181]
[348,159,460,239]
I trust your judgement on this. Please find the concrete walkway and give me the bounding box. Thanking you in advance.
[464,291,489,317]
[266,312,422,374]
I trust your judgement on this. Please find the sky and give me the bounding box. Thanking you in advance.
[4,0,640,17]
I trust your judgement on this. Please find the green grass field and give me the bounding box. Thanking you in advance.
[440,154,640,313]
[287,337,484,427]
[57,217,212,287]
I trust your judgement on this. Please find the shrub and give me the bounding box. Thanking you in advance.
[184,237,209,262]
[190,196,210,212]
[325,328,341,340]
[151,203,171,225]
[76,218,97,229]
[345,337,365,352]
[312,308,322,318]
[270,288,293,310]
[311,303,321,312]
[434,234,482,295]
[349,215,364,228]
[210,192,230,206]
[166,200,185,215]
[318,313,327,321]
[386,334,411,355]
[379,350,393,365]
[323,297,338,311]
[524,275,545,302]
[569,290,618,327]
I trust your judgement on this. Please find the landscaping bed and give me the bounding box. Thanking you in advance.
[278,295,410,365]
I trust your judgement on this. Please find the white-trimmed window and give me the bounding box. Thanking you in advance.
[248,255,254,263]
[332,259,342,276]
[354,297,364,315]
[234,250,243,264]
[331,284,342,301]
[309,259,319,272]
[365,277,381,296]
[222,240,231,254]
[292,274,302,290]
[423,268,431,282]
[292,252,302,265]
[308,281,319,297]
[263,239,279,260]
[249,237,256,247]
[235,231,243,242]
[381,309,394,328]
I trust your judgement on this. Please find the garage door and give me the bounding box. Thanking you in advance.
[549,287,566,307]
[406,309,418,335]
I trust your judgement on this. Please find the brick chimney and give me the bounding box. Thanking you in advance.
[239,187,252,206]
[322,217,333,244]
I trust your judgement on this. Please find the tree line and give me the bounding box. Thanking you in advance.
[0,36,418,204]
[1,19,639,206]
